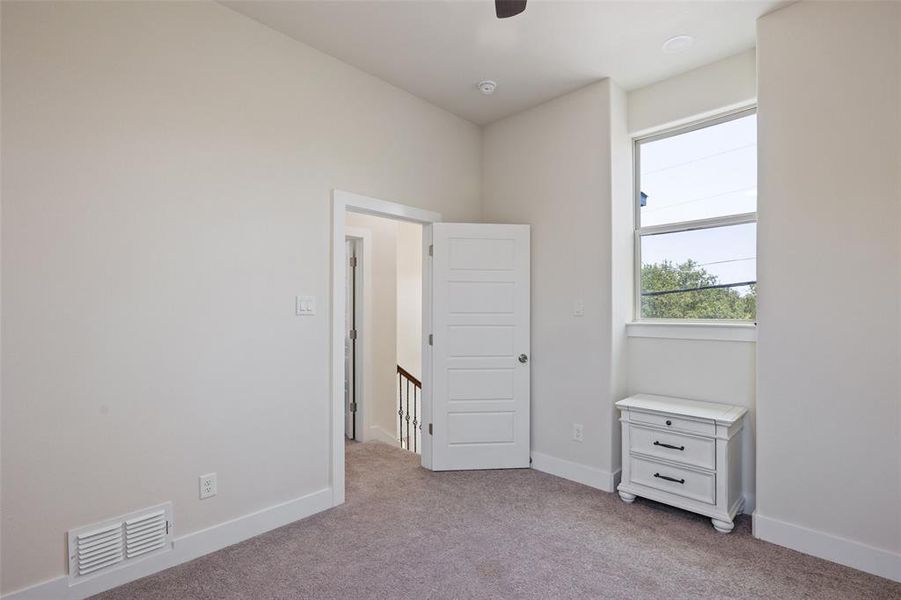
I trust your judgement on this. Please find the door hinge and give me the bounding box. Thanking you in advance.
[428,334,433,346]
[350,402,358,412]
[349,256,357,267]
[428,423,433,435]
[349,329,357,340]
[428,244,433,257]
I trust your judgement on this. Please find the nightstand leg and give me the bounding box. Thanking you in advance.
[711,518,734,533]
[618,491,636,504]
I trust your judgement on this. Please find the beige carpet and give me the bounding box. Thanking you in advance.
[94,441,901,600]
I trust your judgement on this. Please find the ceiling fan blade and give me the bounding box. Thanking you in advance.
[496,0,526,19]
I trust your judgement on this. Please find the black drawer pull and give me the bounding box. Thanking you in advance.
[665,420,672,426]
[654,441,685,451]
[654,473,685,484]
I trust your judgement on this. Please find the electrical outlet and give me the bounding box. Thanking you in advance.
[573,424,584,442]
[199,473,217,500]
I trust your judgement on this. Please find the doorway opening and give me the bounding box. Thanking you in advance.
[343,214,423,453]
[331,190,531,508]
[330,190,440,507]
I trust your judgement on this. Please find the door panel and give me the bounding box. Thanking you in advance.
[447,412,515,444]
[447,282,516,313]
[448,326,514,356]
[447,369,514,401]
[431,223,530,470]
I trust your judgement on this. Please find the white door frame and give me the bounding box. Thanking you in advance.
[330,189,441,506]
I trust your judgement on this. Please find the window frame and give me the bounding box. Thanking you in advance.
[633,106,758,324]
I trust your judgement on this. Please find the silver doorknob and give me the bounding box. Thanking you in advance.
[518,354,529,364]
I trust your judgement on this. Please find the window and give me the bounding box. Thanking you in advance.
[635,109,757,322]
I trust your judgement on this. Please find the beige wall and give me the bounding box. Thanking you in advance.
[0,1,480,593]
[628,48,757,136]
[344,214,422,444]
[608,81,633,476]
[756,0,900,577]
[627,337,757,504]
[625,50,759,508]
[482,81,623,484]
[481,59,758,500]
[396,222,422,381]
[346,213,402,441]
[5,0,901,593]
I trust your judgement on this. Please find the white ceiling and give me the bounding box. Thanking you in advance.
[223,0,784,125]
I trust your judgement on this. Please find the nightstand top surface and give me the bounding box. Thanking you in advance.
[616,393,747,424]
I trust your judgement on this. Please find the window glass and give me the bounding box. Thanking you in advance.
[636,110,757,321]
[640,223,757,320]
[640,114,757,227]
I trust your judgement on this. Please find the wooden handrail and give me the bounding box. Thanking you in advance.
[397,364,422,453]
[396,364,421,388]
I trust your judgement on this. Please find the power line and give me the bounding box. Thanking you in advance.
[642,186,756,213]
[697,257,755,267]
[642,280,756,298]
[641,143,755,176]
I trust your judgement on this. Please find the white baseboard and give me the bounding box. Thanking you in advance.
[531,452,619,493]
[611,467,622,491]
[742,493,756,515]
[366,425,399,445]
[753,512,901,583]
[3,487,333,600]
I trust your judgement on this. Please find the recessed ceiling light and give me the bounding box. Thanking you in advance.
[662,35,694,55]
[477,80,497,96]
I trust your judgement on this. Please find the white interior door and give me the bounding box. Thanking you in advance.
[430,223,530,470]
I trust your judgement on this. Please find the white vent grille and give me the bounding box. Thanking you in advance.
[125,509,167,559]
[68,502,173,585]
[74,523,123,576]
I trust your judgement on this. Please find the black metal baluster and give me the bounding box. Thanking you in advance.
[398,373,404,448]
[396,366,422,454]
[405,379,411,450]
[418,387,422,452]
[412,386,418,453]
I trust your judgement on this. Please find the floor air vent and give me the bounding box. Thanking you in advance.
[68,502,173,585]
[73,522,123,576]
[125,509,167,559]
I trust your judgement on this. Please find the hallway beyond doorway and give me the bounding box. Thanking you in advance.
[344,212,423,452]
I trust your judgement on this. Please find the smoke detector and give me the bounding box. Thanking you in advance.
[662,35,694,55]
[477,80,497,96]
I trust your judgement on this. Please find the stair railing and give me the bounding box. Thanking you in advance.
[397,365,422,453]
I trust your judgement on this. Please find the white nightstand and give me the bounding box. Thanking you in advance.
[615,394,747,533]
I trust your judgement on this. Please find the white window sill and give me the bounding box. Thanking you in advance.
[625,321,757,343]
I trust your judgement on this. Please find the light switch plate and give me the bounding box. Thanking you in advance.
[573,299,585,317]
[295,295,316,316]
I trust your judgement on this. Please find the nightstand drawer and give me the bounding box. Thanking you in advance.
[629,425,715,470]
[630,456,716,505]
[629,411,715,437]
